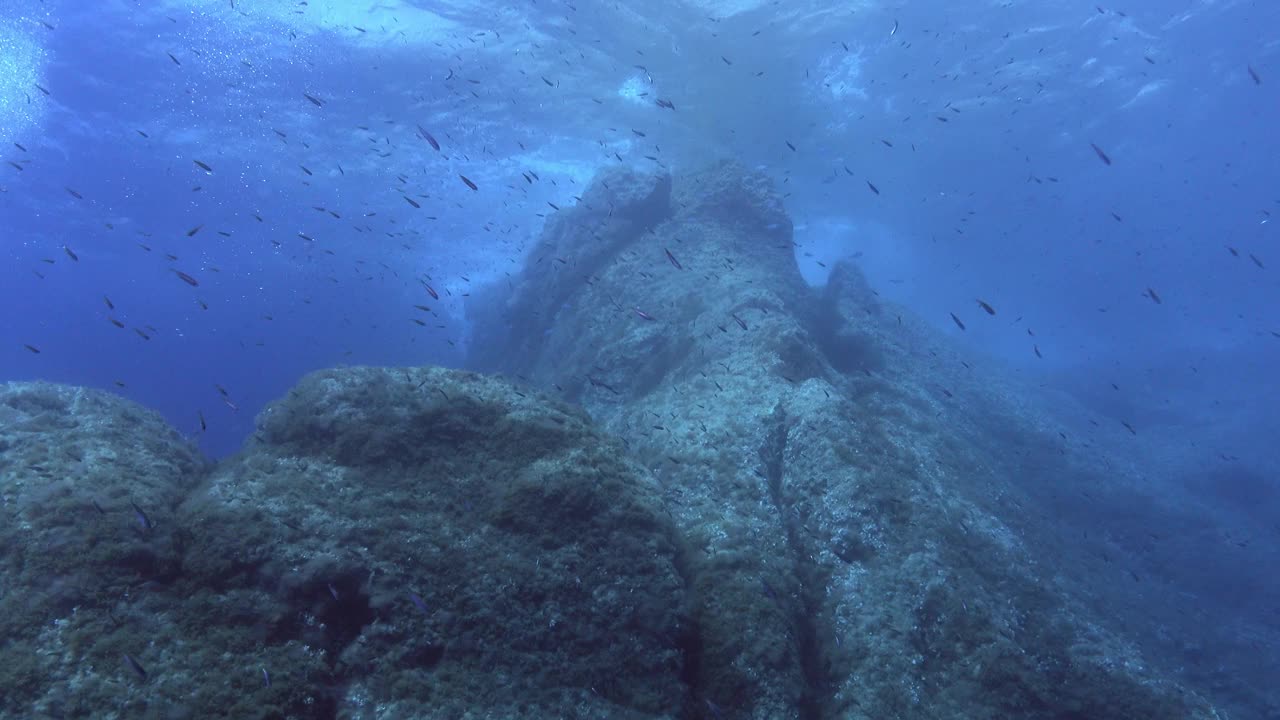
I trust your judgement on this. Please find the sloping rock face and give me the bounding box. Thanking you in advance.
[466,162,1221,719]
[467,168,674,375]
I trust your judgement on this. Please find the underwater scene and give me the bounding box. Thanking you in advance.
[0,1,1276,718]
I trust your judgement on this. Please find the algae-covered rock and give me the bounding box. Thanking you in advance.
[0,371,690,719]
[0,381,207,718]
[175,366,689,719]
[0,160,1233,720]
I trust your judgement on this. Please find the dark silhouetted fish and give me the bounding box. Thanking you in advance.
[123,653,147,680]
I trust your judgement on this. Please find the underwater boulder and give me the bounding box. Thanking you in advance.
[0,381,207,718]
[174,366,690,719]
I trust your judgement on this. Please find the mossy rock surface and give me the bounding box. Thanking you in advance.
[0,371,689,719]
[177,366,690,719]
[0,381,208,718]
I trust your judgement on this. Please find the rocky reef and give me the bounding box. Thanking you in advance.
[0,161,1227,719]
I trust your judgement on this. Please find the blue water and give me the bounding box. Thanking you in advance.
[1,0,1277,711]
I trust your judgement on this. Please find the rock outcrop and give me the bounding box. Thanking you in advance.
[466,161,1220,720]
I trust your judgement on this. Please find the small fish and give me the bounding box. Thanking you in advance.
[103,295,115,310]
[404,196,421,209]
[130,501,154,531]
[166,52,181,66]
[1089,142,1112,166]
[890,18,899,35]
[328,583,340,601]
[866,180,880,195]
[186,224,203,237]
[303,93,325,107]
[1121,420,1137,435]
[664,248,683,269]
[424,283,439,300]
[65,187,83,199]
[1144,287,1162,304]
[731,313,747,331]
[976,299,996,315]
[1033,344,1042,359]
[1248,65,1261,85]
[63,246,79,261]
[123,653,148,680]
[410,592,429,614]
[109,318,125,329]
[171,269,199,286]
[198,410,207,432]
[1249,253,1265,269]
[417,126,440,151]
[785,140,796,152]
[634,307,656,321]
[262,667,271,688]
[193,159,213,172]
[22,343,40,354]
[949,312,966,330]
[459,174,478,191]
